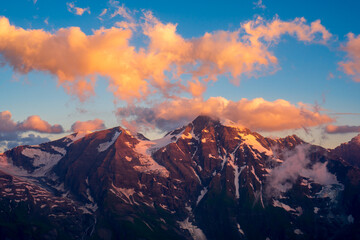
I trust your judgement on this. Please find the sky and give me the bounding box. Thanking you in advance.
[1,0,360,151]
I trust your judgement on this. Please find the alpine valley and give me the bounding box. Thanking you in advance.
[0,115,359,240]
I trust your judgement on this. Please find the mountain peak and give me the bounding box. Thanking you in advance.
[192,115,220,125]
[1,114,359,240]
[352,134,360,144]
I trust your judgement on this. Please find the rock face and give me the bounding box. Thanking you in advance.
[0,115,359,240]
[331,134,360,168]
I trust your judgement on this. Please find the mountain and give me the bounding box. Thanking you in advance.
[0,115,359,240]
[331,134,360,168]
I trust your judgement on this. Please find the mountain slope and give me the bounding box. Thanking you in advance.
[331,134,360,168]
[0,115,359,240]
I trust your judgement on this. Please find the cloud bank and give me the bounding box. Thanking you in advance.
[0,111,64,133]
[0,110,64,152]
[325,124,360,134]
[0,14,330,102]
[117,97,333,132]
[0,132,50,152]
[0,111,108,151]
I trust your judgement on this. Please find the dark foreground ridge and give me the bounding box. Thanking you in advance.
[0,115,359,240]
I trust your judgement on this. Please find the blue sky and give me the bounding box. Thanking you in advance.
[1,0,360,151]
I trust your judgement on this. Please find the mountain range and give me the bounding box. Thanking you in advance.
[0,115,359,240]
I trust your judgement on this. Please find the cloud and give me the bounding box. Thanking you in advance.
[117,97,333,132]
[325,124,360,134]
[98,9,108,21]
[19,115,64,133]
[266,144,338,197]
[0,111,63,133]
[0,14,330,102]
[253,0,266,9]
[70,119,106,132]
[110,4,133,20]
[242,16,331,44]
[99,9,107,17]
[339,33,360,82]
[0,132,50,152]
[67,2,90,16]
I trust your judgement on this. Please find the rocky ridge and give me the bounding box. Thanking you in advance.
[0,115,359,240]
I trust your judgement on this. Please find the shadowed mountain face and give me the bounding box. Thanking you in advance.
[331,134,360,168]
[0,115,359,240]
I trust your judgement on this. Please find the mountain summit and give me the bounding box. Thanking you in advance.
[0,116,359,239]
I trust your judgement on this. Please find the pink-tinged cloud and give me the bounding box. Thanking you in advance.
[67,2,90,16]
[325,124,360,134]
[117,97,333,132]
[99,9,107,17]
[0,15,330,102]
[253,0,266,9]
[242,17,331,44]
[70,119,106,132]
[0,111,64,133]
[339,33,360,82]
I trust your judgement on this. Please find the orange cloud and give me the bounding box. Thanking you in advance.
[0,111,64,133]
[0,15,331,102]
[242,17,331,44]
[70,119,106,132]
[67,2,90,16]
[339,33,360,82]
[325,124,360,134]
[117,97,334,132]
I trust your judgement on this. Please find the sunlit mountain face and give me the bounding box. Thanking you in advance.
[0,116,359,240]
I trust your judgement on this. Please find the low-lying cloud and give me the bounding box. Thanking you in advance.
[117,97,333,132]
[0,111,64,133]
[0,132,50,152]
[325,124,360,134]
[0,13,331,102]
[0,111,109,151]
[266,144,338,197]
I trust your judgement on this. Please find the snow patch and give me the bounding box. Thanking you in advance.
[273,200,296,212]
[111,183,136,204]
[233,164,240,199]
[314,207,320,214]
[0,155,29,177]
[21,147,63,175]
[240,134,272,156]
[178,218,207,240]
[237,223,245,235]
[50,146,66,156]
[65,131,90,146]
[98,131,121,152]
[196,187,208,205]
[250,166,261,184]
[133,140,170,177]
